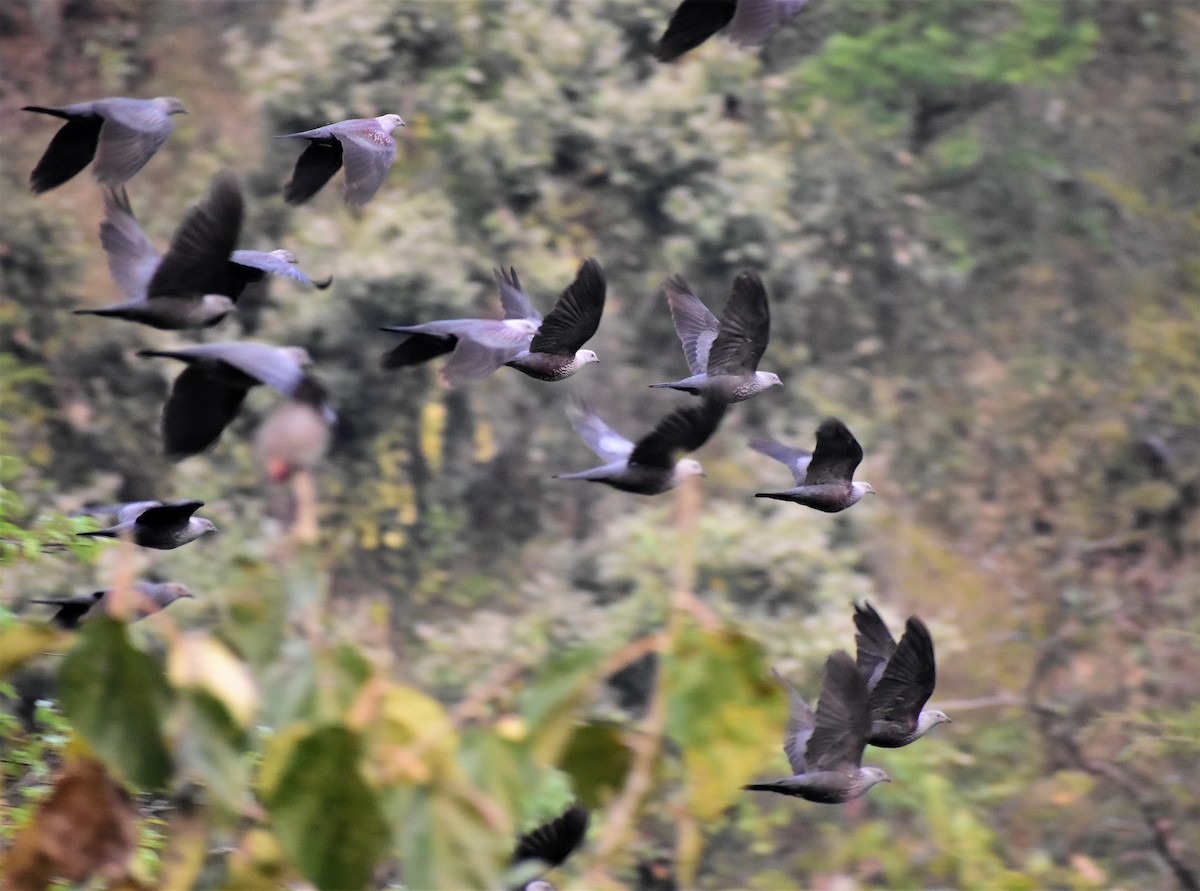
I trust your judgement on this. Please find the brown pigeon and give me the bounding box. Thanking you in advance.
[32,582,194,629]
[752,419,875,512]
[75,501,216,549]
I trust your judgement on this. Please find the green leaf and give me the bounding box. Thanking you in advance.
[517,646,605,764]
[263,725,389,891]
[558,720,634,809]
[172,690,250,816]
[59,618,173,790]
[394,783,509,891]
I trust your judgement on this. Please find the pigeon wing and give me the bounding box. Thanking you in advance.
[749,437,811,485]
[380,333,457,369]
[664,276,719,375]
[655,0,738,62]
[494,266,542,324]
[511,804,589,869]
[284,138,343,205]
[568,406,635,463]
[802,418,864,486]
[147,173,244,299]
[853,602,897,691]
[705,271,770,376]
[805,650,871,772]
[628,395,728,470]
[91,99,175,187]
[774,671,815,775]
[335,123,397,207]
[441,341,524,384]
[528,257,606,355]
[229,251,323,288]
[99,187,161,300]
[24,108,103,193]
[869,617,937,728]
[725,0,807,47]
[161,365,252,457]
[135,500,205,528]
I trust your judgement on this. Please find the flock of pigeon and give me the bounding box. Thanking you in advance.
[17,0,960,884]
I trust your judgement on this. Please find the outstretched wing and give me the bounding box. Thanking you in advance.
[655,0,737,62]
[91,98,176,186]
[629,395,727,470]
[706,270,770,376]
[24,107,103,193]
[99,187,161,300]
[853,602,897,691]
[805,650,871,773]
[528,258,606,356]
[568,405,634,463]
[494,266,542,323]
[283,138,343,205]
[148,172,244,299]
[774,671,815,775]
[135,500,205,528]
[803,418,864,486]
[511,804,589,870]
[336,122,397,207]
[869,617,937,729]
[160,366,251,458]
[749,437,811,485]
[663,276,719,376]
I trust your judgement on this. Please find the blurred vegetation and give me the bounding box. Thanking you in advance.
[2,0,1200,888]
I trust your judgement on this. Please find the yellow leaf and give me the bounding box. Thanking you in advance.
[168,633,259,726]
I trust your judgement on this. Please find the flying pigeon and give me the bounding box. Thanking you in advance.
[23,96,186,193]
[510,804,589,891]
[255,400,332,484]
[278,114,405,207]
[32,582,194,629]
[853,602,951,748]
[649,271,781,402]
[752,419,875,512]
[744,650,890,803]
[138,342,336,459]
[75,500,217,549]
[655,0,808,63]
[381,258,605,385]
[229,249,332,291]
[555,395,728,495]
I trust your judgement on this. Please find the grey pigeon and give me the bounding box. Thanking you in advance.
[74,175,243,329]
[555,395,728,495]
[278,114,405,207]
[32,582,194,629]
[853,602,950,748]
[752,419,875,511]
[138,342,336,458]
[229,249,332,291]
[655,0,808,62]
[744,650,890,803]
[76,500,217,549]
[650,271,780,402]
[23,96,186,193]
[510,804,589,891]
[381,258,605,385]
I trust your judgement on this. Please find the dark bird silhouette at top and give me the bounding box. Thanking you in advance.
[139,342,336,459]
[752,418,875,512]
[278,114,405,207]
[75,500,217,549]
[744,651,890,803]
[853,602,951,748]
[509,804,589,891]
[23,96,186,193]
[650,271,781,402]
[381,258,605,385]
[556,395,728,495]
[655,0,808,63]
[32,582,194,629]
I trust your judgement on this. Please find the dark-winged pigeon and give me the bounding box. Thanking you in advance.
[655,0,808,63]
[32,582,194,629]
[853,602,950,748]
[555,395,728,495]
[650,271,780,402]
[509,804,589,891]
[752,419,875,512]
[278,114,405,207]
[76,500,216,549]
[744,650,890,803]
[381,258,605,385]
[23,96,186,193]
[138,342,336,458]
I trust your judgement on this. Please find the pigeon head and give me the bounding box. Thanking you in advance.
[858,766,891,789]
[851,481,876,501]
[155,97,188,116]
[575,348,599,367]
[675,458,705,480]
[201,294,237,319]
[524,882,555,891]
[160,583,195,603]
[268,248,297,264]
[916,708,952,738]
[377,113,406,132]
[191,518,219,537]
[758,371,783,390]
[279,346,315,367]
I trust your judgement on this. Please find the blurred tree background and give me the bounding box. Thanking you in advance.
[2,0,1200,888]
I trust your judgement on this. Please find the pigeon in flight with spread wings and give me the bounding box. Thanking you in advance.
[853,602,951,748]
[655,0,808,63]
[744,651,890,803]
[509,804,589,891]
[75,500,217,549]
[139,342,336,459]
[650,271,781,402]
[32,582,194,629]
[556,395,728,495]
[279,114,405,207]
[23,96,186,193]
[381,258,605,385]
[752,418,875,512]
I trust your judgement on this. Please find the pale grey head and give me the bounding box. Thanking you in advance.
[154,97,188,116]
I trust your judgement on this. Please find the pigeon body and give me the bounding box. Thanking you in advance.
[32,582,194,629]
[510,804,589,891]
[255,400,332,483]
[76,500,216,550]
[655,0,808,63]
[650,272,780,402]
[853,603,950,748]
[24,96,185,193]
[139,342,335,458]
[556,396,727,495]
[753,419,874,511]
[744,651,890,804]
[382,259,605,385]
[279,114,405,207]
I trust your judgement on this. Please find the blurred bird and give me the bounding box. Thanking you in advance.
[650,271,781,402]
[381,258,606,385]
[555,396,728,495]
[23,96,186,193]
[752,419,875,512]
[31,582,194,629]
[853,602,951,747]
[75,500,217,549]
[655,0,808,63]
[279,114,405,207]
[229,248,332,291]
[138,342,336,458]
[744,651,890,803]
[510,804,589,891]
